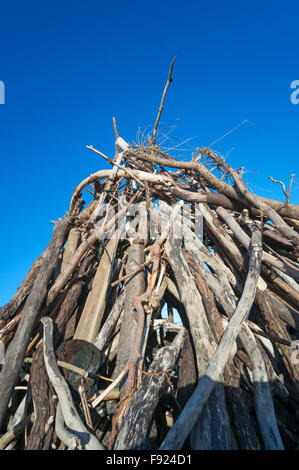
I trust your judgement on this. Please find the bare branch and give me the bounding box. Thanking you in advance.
[152,57,176,145]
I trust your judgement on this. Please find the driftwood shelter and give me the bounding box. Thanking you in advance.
[0,61,299,450]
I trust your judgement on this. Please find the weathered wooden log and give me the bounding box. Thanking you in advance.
[48,196,136,305]
[0,253,45,323]
[179,253,235,450]
[269,292,299,331]
[190,382,233,450]
[262,265,299,310]
[2,109,299,452]
[160,229,262,450]
[175,330,197,410]
[185,250,261,449]
[0,216,72,431]
[188,243,284,448]
[240,325,284,449]
[209,152,299,243]
[165,234,232,449]
[41,316,104,450]
[159,201,236,297]
[216,206,299,282]
[94,292,125,351]
[223,361,261,449]
[114,327,184,450]
[74,232,119,343]
[27,344,56,450]
[200,204,246,276]
[114,241,145,391]
[0,413,35,450]
[256,289,299,389]
[126,147,299,222]
[60,227,81,273]
[27,256,94,450]
[54,402,78,450]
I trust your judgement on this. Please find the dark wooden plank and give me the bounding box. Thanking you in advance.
[114,328,184,450]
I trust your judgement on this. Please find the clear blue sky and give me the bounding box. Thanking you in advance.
[0,0,299,306]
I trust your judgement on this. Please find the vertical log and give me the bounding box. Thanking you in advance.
[176,331,197,409]
[27,344,56,450]
[60,228,81,273]
[223,362,261,449]
[165,235,232,449]
[185,252,261,448]
[114,328,184,450]
[114,241,145,388]
[240,325,284,449]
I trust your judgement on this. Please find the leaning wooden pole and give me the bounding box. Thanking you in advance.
[160,228,264,450]
[0,216,72,430]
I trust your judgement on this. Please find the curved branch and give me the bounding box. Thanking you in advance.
[160,229,263,450]
[41,316,104,450]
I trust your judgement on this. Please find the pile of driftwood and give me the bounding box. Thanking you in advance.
[1,67,299,451]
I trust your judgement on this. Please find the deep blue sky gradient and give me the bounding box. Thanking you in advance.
[0,0,299,306]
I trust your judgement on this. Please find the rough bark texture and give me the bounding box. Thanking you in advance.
[0,216,72,431]
[114,328,184,450]
[114,242,145,385]
[27,344,56,450]
[160,230,263,450]
[0,253,45,322]
[165,235,232,449]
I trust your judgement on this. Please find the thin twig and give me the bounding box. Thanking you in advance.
[269,174,295,205]
[152,57,176,145]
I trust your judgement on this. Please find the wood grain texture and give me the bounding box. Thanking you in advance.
[74,232,119,343]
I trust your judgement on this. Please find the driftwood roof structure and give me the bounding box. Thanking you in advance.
[0,62,299,450]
